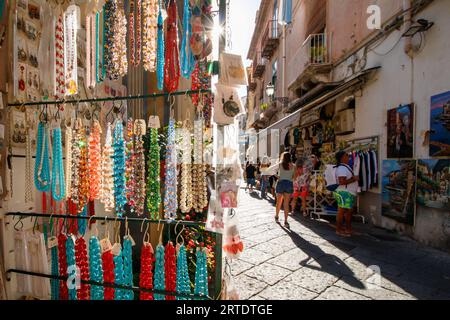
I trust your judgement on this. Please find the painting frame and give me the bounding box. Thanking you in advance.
[387,104,415,159]
[430,91,450,158]
[417,159,450,211]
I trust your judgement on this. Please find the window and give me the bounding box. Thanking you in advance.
[272,61,278,88]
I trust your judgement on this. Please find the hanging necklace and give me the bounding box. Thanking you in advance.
[66,236,77,300]
[34,121,51,192]
[180,0,195,78]
[25,113,33,203]
[95,9,105,83]
[134,120,146,216]
[102,249,115,300]
[63,5,79,96]
[122,238,134,300]
[164,118,178,220]
[113,244,125,300]
[101,123,115,213]
[156,0,164,90]
[176,244,191,300]
[65,121,73,200]
[113,120,127,217]
[179,124,193,214]
[89,235,104,300]
[125,119,136,211]
[164,242,176,300]
[194,247,209,297]
[75,236,90,300]
[139,242,154,300]
[142,0,158,72]
[154,243,165,300]
[129,0,142,66]
[192,119,208,213]
[147,127,161,220]
[70,119,81,207]
[51,125,66,201]
[86,13,96,89]
[88,120,102,201]
[77,120,89,212]
[54,9,65,98]
[57,233,69,300]
[164,0,180,93]
[104,0,127,80]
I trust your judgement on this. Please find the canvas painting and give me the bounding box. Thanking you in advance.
[382,160,417,226]
[417,159,450,211]
[430,91,450,157]
[387,104,414,159]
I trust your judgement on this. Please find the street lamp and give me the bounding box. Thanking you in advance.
[265,82,289,108]
[265,83,275,98]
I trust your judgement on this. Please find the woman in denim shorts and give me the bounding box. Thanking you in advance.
[275,152,295,229]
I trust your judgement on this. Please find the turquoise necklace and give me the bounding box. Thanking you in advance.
[113,120,126,216]
[66,236,77,300]
[156,0,164,90]
[95,9,106,83]
[176,244,191,300]
[180,0,195,78]
[34,122,51,192]
[154,243,165,300]
[89,236,104,300]
[122,238,134,300]
[51,127,66,201]
[194,248,208,297]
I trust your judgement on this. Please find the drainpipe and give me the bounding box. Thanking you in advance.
[403,0,414,58]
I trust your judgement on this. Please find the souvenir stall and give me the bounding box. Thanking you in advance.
[0,0,245,301]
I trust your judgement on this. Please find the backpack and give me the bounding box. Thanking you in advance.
[324,164,353,192]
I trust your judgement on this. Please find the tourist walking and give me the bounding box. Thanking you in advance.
[275,152,295,229]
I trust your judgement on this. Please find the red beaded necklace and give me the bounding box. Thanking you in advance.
[102,250,115,300]
[164,242,176,300]
[164,0,180,93]
[139,243,155,300]
[57,233,69,300]
[75,237,90,300]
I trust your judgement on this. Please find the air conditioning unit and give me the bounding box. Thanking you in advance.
[334,109,355,135]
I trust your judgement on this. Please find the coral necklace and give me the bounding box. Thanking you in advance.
[164,0,180,93]
[129,0,142,66]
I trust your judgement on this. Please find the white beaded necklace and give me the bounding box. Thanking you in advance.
[64,5,79,96]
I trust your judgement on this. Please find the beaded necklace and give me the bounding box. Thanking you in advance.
[142,0,158,72]
[180,0,195,78]
[89,236,104,300]
[122,238,134,300]
[103,0,115,79]
[125,119,136,211]
[66,236,77,300]
[165,242,176,300]
[65,123,73,199]
[139,242,154,300]
[101,123,115,212]
[95,10,106,83]
[114,0,128,78]
[156,0,164,90]
[179,126,193,214]
[63,5,79,95]
[54,10,65,98]
[75,236,90,300]
[147,127,161,220]
[192,119,208,213]
[51,126,66,201]
[70,120,81,206]
[176,244,191,300]
[164,119,178,220]
[86,13,96,89]
[164,0,180,93]
[77,121,89,212]
[134,120,146,216]
[113,245,125,300]
[113,120,127,216]
[50,244,59,300]
[34,122,51,192]
[102,250,115,300]
[57,233,69,300]
[194,247,208,297]
[129,0,142,66]
[88,120,102,201]
[154,243,165,300]
[25,115,33,203]
[78,205,88,238]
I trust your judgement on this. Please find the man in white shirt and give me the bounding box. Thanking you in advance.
[334,151,359,237]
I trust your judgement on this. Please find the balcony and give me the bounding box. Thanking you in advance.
[252,52,266,79]
[287,33,332,93]
[247,68,257,92]
[261,20,280,59]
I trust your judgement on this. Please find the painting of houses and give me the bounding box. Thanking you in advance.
[430,91,450,157]
[417,159,450,211]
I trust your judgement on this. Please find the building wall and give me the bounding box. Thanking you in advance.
[333,0,450,250]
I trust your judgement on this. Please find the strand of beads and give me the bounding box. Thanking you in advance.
[75,236,90,300]
[176,244,191,300]
[156,0,164,90]
[77,122,89,212]
[57,233,69,300]
[63,5,79,95]
[88,120,102,201]
[147,128,161,220]
[95,10,105,83]
[139,242,154,300]
[142,0,158,72]
[34,122,51,192]
[66,236,77,300]
[129,0,136,65]
[122,238,134,300]
[89,236,104,300]
[125,119,136,211]
[180,126,193,214]
[25,118,33,203]
[103,0,116,79]
[180,0,195,78]
[78,205,88,237]
[134,120,146,216]
[101,123,115,212]
[70,120,81,206]
[113,120,127,216]
[194,247,209,297]
[54,9,65,97]
[50,245,59,300]
[192,119,208,213]
[164,119,178,220]
[164,0,180,92]
[113,247,125,300]
[165,242,176,300]
[113,0,128,79]
[154,244,165,300]
[102,250,115,300]
[129,0,142,66]
[65,123,73,199]
[51,127,66,201]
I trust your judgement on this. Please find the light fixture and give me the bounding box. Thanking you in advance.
[265,82,275,98]
[402,19,434,37]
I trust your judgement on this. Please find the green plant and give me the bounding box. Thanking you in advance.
[260,103,269,111]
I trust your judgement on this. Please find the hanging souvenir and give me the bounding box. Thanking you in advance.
[190,2,213,60]
[125,119,136,211]
[134,120,147,216]
[102,248,115,300]
[88,120,102,201]
[63,5,80,96]
[69,119,81,206]
[34,121,51,192]
[179,125,193,214]
[139,242,155,300]
[122,238,134,300]
[154,243,165,300]
[214,84,244,125]
[54,7,65,98]
[101,123,115,212]
[113,244,126,300]
[192,119,208,213]
[223,210,244,259]
[66,236,77,300]
[75,236,90,300]
[194,247,209,297]
[51,125,66,201]
[86,13,97,89]
[142,0,158,72]
[65,120,73,199]
[165,242,176,300]
[38,1,55,96]
[156,0,165,90]
[176,244,191,300]
[206,194,225,234]
[147,127,161,219]
[57,233,69,300]
[89,235,104,300]
[129,0,142,66]
[25,114,33,203]
[164,0,180,92]
[113,120,127,216]
[95,10,106,83]
[164,119,178,220]
[77,119,90,212]
[180,0,195,78]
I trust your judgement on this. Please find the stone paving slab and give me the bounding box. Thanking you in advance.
[238,248,274,265]
[258,280,319,300]
[233,274,268,300]
[230,259,255,276]
[315,286,371,300]
[267,248,312,272]
[244,262,291,286]
[284,267,340,294]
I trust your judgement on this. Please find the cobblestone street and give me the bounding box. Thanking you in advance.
[231,190,450,300]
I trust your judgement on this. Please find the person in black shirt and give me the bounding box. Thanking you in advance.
[245,162,257,193]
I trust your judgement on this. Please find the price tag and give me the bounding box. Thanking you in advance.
[148,116,161,129]
[100,238,112,253]
[47,236,58,249]
[124,234,136,247]
[111,243,122,256]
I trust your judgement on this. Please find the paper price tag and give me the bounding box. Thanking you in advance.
[124,234,136,247]
[111,243,122,256]
[148,116,161,129]
[100,238,112,253]
[47,236,58,249]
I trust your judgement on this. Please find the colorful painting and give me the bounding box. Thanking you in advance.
[430,91,450,157]
[417,159,450,211]
[387,104,414,159]
[382,160,417,226]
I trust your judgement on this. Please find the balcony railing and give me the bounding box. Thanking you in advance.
[262,20,281,59]
[302,33,330,65]
[252,51,267,79]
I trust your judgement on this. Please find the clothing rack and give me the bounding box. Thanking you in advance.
[6,269,211,300]
[7,89,212,107]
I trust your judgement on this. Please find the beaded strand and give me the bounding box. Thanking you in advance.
[64,124,73,199]
[122,238,134,300]
[34,122,51,192]
[125,119,136,211]
[142,0,158,72]
[50,245,59,300]
[164,119,178,220]
[88,120,102,201]
[156,0,164,90]
[75,236,90,300]
[134,120,147,216]
[164,242,176,300]
[146,128,161,219]
[139,242,154,300]
[113,246,125,300]
[180,0,195,78]
[179,126,193,213]
[153,244,165,300]
[89,236,104,300]
[113,120,127,216]
[57,233,69,300]
[164,0,180,92]
[101,123,115,212]
[194,247,209,297]
[176,244,191,300]
[66,236,77,300]
[102,250,115,300]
